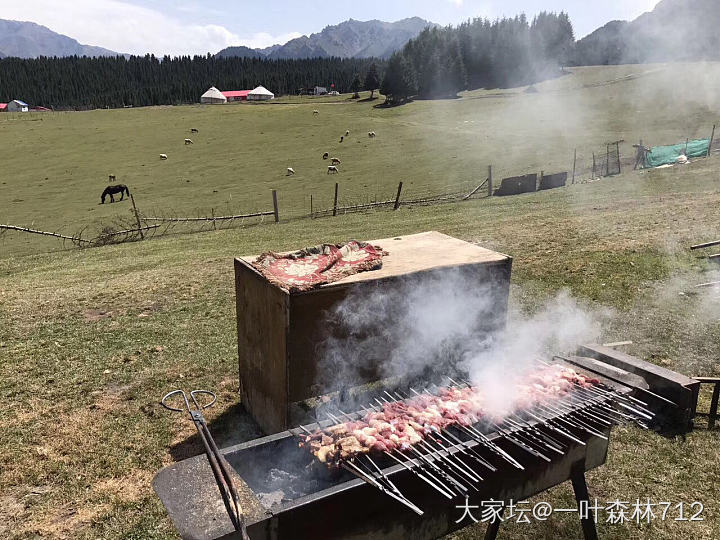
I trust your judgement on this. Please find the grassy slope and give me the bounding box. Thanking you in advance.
[1,64,720,538]
[3,62,720,256]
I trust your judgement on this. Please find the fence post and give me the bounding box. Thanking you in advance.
[606,144,610,176]
[708,124,716,157]
[333,183,339,217]
[572,148,577,184]
[393,182,403,210]
[272,190,279,223]
[616,141,621,175]
[211,208,216,230]
[487,165,493,197]
[592,153,596,179]
[130,193,144,240]
[310,194,313,217]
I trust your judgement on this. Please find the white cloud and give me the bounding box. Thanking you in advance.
[240,31,304,50]
[1,0,300,56]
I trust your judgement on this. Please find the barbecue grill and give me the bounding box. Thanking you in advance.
[154,346,699,540]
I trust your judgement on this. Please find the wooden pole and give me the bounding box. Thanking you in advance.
[393,181,403,210]
[487,165,493,197]
[606,144,610,176]
[272,190,279,223]
[130,193,144,239]
[708,124,716,157]
[592,153,596,179]
[616,141,621,175]
[690,239,720,250]
[211,208,216,230]
[333,183,339,216]
[310,194,313,216]
[572,148,577,184]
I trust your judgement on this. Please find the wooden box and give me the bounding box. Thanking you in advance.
[234,231,513,434]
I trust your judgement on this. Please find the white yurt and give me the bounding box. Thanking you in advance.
[200,87,227,104]
[247,85,275,101]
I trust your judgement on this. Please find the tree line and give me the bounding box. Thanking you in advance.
[381,12,574,103]
[0,54,382,109]
[0,11,576,109]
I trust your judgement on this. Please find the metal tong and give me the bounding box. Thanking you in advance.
[161,389,249,540]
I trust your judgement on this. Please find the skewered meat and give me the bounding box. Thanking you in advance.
[299,365,600,465]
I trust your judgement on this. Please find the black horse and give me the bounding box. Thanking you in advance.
[101,184,130,204]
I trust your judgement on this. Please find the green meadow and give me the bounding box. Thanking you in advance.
[1,63,720,538]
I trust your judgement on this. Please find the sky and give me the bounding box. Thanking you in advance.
[0,0,661,57]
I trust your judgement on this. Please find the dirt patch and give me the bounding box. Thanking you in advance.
[0,495,25,534]
[94,469,153,503]
[83,308,114,322]
[24,503,110,539]
[89,384,132,412]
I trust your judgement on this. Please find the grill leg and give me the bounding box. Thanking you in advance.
[709,383,720,430]
[571,462,598,540]
[483,506,505,540]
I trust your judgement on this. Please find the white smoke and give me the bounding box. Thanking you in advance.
[318,270,610,414]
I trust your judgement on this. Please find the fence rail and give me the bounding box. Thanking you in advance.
[4,130,717,253]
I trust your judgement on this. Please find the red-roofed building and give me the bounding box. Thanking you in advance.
[221,90,251,102]
[0,103,7,112]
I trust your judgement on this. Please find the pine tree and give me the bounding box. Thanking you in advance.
[364,63,380,98]
[350,73,362,98]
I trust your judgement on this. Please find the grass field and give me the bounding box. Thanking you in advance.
[1,63,720,539]
[3,62,720,256]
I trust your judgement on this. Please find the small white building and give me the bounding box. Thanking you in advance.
[200,87,227,104]
[247,85,275,101]
[7,100,29,112]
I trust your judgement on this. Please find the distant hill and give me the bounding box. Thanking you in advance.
[216,17,435,60]
[0,19,121,58]
[574,0,720,65]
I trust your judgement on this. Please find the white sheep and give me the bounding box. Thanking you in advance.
[330,157,341,165]
[313,110,319,115]
[368,131,376,138]
[323,152,329,160]
[160,154,168,160]
[327,165,339,174]
[184,138,194,145]
[287,167,295,175]
[345,130,350,136]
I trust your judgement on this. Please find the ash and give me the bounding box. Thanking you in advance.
[256,467,320,509]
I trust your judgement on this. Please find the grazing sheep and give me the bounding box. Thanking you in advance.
[323,152,329,160]
[345,130,350,136]
[331,158,341,165]
[160,154,168,160]
[368,131,376,138]
[108,174,116,182]
[339,136,344,143]
[184,138,194,145]
[190,128,199,133]
[287,167,295,175]
[327,165,339,174]
[313,110,319,115]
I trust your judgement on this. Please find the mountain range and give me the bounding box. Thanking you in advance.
[217,17,435,59]
[574,0,720,65]
[3,2,720,67]
[0,19,120,58]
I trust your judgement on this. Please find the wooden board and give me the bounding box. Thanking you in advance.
[235,259,289,434]
[235,231,513,433]
[239,231,510,291]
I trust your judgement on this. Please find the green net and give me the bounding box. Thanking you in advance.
[645,139,710,168]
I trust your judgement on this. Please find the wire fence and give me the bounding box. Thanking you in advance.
[3,129,718,252]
